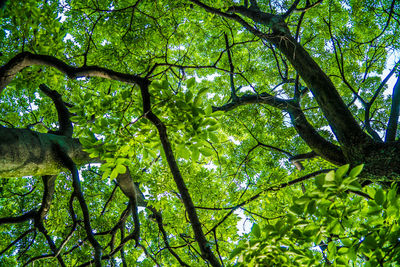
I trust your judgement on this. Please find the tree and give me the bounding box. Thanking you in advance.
[1,0,400,265]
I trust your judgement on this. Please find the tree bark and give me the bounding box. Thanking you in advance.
[0,126,91,177]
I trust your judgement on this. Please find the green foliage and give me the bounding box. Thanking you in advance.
[0,0,399,266]
[232,165,400,266]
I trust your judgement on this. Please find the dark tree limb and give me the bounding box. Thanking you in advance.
[282,0,301,18]
[0,229,35,255]
[224,33,237,101]
[52,144,102,267]
[147,206,190,267]
[0,209,36,225]
[213,91,345,165]
[139,81,221,266]
[0,52,146,94]
[385,76,400,142]
[39,84,73,137]
[101,182,119,215]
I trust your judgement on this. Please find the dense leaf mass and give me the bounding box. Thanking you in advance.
[1,0,400,266]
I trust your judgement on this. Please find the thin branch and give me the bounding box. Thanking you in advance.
[224,33,237,100]
[0,229,35,255]
[101,182,119,215]
[139,81,221,265]
[147,206,190,266]
[52,144,102,266]
[282,0,301,18]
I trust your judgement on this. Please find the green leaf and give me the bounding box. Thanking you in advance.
[306,200,316,214]
[349,164,364,177]
[208,131,219,143]
[186,77,196,88]
[115,164,126,174]
[295,196,310,205]
[193,87,208,106]
[102,170,110,180]
[315,174,325,188]
[251,224,261,238]
[205,105,213,116]
[374,189,385,205]
[347,181,362,191]
[110,167,119,180]
[363,235,378,249]
[336,164,349,179]
[229,247,244,259]
[199,147,213,157]
[325,171,335,182]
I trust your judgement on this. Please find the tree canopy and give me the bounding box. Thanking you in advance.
[1,0,400,266]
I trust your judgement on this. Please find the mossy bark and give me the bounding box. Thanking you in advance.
[0,126,92,177]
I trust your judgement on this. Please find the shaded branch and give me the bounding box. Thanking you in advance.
[147,206,190,266]
[213,91,345,165]
[0,229,35,255]
[52,144,102,266]
[385,76,400,142]
[0,209,36,225]
[224,33,237,100]
[39,84,73,137]
[0,52,147,94]
[116,170,142,245]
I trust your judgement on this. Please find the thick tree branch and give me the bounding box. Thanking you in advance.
[0,126,92,177]
[35,175,57,224]
[0,52,147,94]
[0,209,36,225]
[224,33,237,100]
[287,104,345,165]
[213,92,345,165]
[385,76,400,142]
[116,170,142,245]
[191,0,371,150]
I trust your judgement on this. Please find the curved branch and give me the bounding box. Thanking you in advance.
[287,104,345,165]
[0,126,93,177]
[39,84,73,137]
[0,209,36,225]
[116,170,142,245]
[0,52,147,94]
[213,92,345,165]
